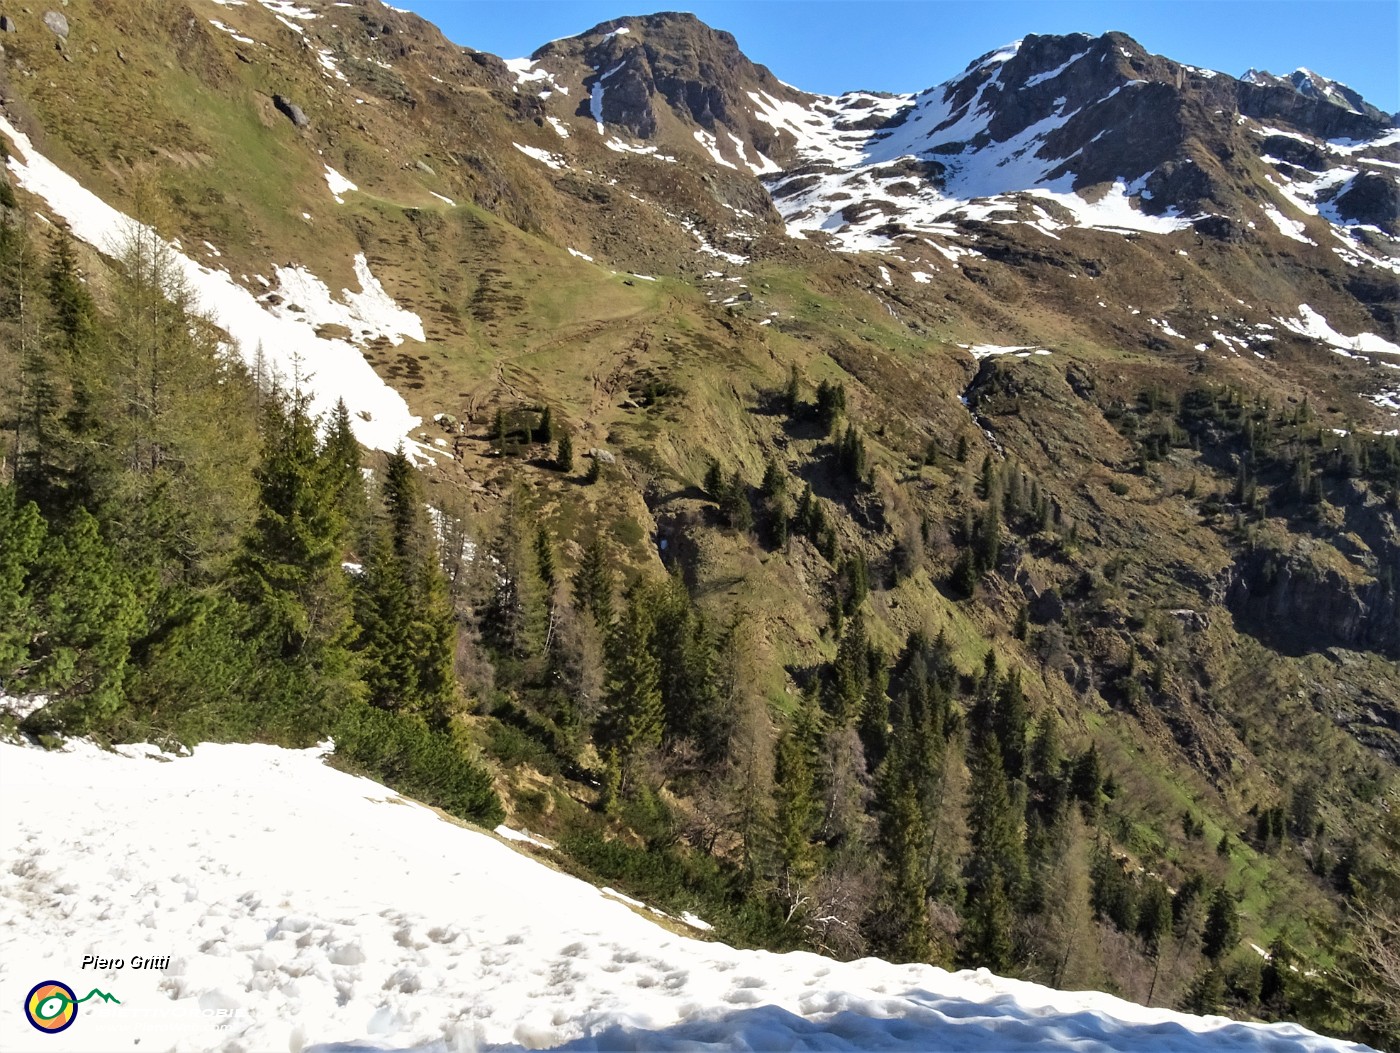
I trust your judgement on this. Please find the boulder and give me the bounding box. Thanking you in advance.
[43,11,68,38]
[0,15,16,32]
[272,94,309,129]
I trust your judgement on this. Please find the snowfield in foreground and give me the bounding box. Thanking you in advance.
[0,740,1371,1053]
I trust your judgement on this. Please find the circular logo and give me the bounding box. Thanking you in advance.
[25,981,78,1034]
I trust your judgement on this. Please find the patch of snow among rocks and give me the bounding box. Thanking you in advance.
[513,143,567,170]
[1277,304,1400,358]
[323,164,358,203]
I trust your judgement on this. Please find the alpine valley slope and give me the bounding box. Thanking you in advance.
[0,736,1373,1053]
[2,0,1400,1044]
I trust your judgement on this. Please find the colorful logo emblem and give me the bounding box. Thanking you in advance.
[24,981,120,1034]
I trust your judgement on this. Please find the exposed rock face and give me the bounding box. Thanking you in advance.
[1225,544,1400,658]
[1237,78,1390,142]
[590,49,658,139]
[1332,172,1400,234]
[1243,66,1394,125]
[42,11,68,39]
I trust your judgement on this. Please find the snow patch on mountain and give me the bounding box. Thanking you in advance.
[1278,304,1400,357]
[504,57,570,96]
[323,164,358,203]
[0,114,428,459]
[0,738,1371,1053]
[513,143,568,170]
[590,61,627,134]
[1262,203,1316,244]
[694,129,738,170]
[207,18,257,45]
[749,50,1198,252]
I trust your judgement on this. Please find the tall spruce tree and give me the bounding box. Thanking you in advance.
[598,585,663,793]
[355,446,456,725]
[233,393,357,717]
[575,533,615,627]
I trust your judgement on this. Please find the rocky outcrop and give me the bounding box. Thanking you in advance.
[1237,78,1390,142]
[1331,172,1400,235]
[1224,542,1400,657]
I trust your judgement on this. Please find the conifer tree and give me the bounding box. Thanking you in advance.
[598,585,663,793]
[323,399,367,536]
[1202,885,1240,962]
[575,533,615,627]
[46,231,95,359]
[233,394,357,713]
[356,528,418,712]
[535,525,557,595]
[773,721,818,906]
[884,777,935,963]
[0,485,44,681]
[784,363,801,414]
[556,431,574,473]
[651,573,719,746]
[966,738,1029,906]
[960,868,1015,972]
[994,670,1029,782]
[25,508,141,730]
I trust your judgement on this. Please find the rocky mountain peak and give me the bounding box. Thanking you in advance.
[1242,66,1392,124]
[530,11,807,156]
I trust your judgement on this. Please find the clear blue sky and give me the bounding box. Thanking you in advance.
[397,1,1399,113]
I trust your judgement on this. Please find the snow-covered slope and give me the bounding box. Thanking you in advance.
[750,37,1202,252]
[0,739,1372,1052]
[0,116,431,460]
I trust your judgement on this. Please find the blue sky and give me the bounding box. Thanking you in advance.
[396,1,1399,113]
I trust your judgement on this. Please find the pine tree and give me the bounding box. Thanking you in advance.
[233,394,357,714]
[382,447,423,559]
[323,399,367,536]
[575,533,615,627]
[556,432,574,473]
[356,528,419,713]
[408,549,457,729]
[538,405,554,444]
[829,610,870,724]
[0,485,45,681]
[493,408,509,456]
[651,573,719,746]
[966,738,1029,905]
[993,670,1029,782]
[884,777,934,963]
[773,721,818,904]
[598,585,663,793]
[959,868,1015,972]
[535,525,557,595]
[784,363,801,414]
[25,508,141,730]
[1202,885,1240,962]
[46,230,95,358]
